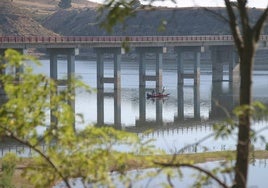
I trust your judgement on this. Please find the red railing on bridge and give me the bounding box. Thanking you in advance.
[0,35,236,44]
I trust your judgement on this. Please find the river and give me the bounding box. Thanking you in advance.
[2,58,268,187]
[27,59,268,154]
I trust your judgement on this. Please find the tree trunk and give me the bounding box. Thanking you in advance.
[234,43,254,188]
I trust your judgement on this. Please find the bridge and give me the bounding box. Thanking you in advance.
[0,35,249,88]
[0,35,251,114]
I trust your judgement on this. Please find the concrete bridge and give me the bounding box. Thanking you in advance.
[0,35,253,124]
[0,35,253,90]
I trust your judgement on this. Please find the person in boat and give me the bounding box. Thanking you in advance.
[151,89,155,95]
[162,87,165,94]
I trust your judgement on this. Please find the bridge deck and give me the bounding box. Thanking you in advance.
[0,35,244,48]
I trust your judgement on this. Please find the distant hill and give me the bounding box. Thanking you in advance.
[1,0,268,37]
[42,6,268,36]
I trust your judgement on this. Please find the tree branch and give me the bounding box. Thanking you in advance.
[154,162,229,188]
[224,0,243,54]
[237,0,250,37]
[0,126,72,188]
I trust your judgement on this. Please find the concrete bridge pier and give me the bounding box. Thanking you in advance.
[96,88,122,128]
[175,46,201,85]
[94,47,122,128]
[94,48,121,90]
[175,84,200,121]
[136,47,164,92]
[48,48,77,109]
[174,46,201,121]
[114,88,121,128]
[136,87,164,126]
[209,82,236,119]
[97,89,104,126]
[210,45,236,82]
[138,87,146,123]
[47,48,78,128]
[176,85,184,120]
[48,48,78,83]
[156,98,163,123]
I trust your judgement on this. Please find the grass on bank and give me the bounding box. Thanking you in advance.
[1,150,268,187]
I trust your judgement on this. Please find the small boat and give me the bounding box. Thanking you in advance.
[147,92,170,99]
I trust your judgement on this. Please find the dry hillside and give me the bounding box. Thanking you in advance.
[0,0,58,36]
[12,0,99,21]
[0,0,100,36]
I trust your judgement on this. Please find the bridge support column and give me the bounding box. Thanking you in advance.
[156,53,163,90]
[194,83,200,119]
[114,89,121,128]
[48,48,77,82]
[47,48,78,129]
[136,86,164,126]
[175,84,200,122]
[136,47,164,92]
[96,89,122,128]
[175,46,201,85]
[95,48,121,90]
[209,82,236,119]
[138,87,146,123]
[156,98,163,123]
[211,45,236,82]
[95,47,122,128]
[174,46,201,121]
[177,85,184,120]
[97,89,104,126]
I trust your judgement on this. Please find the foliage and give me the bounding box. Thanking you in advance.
[58,0,72,9]
[98,0,140,33]
[0,49,157,187]
[0,153,17,188]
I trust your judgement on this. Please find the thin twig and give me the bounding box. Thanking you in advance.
[0,126,72,188]
[154,162,229,188]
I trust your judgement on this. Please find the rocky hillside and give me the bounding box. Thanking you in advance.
[42,6,267,36]
[0,0,268,37]
[0,0,58,36]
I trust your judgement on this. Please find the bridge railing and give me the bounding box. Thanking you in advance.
[0,35,238,44]
[3,35,268,44]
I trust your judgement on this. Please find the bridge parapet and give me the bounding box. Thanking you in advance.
[2,35,268,48]
[0,35,240,48]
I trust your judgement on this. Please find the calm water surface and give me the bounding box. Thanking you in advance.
[29,59,268,153]
[31,59,268,187]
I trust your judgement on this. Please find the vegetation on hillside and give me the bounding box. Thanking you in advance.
[58,0,72,9]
